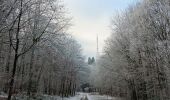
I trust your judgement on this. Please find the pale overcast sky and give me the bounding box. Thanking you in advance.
[64,0,137,58]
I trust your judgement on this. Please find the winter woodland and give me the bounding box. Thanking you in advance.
[1,0,170,100]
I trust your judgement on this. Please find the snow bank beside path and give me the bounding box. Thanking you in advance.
[0,92,84,100]
[0,92,8,100]
[13,92,84,100]
[87,93,123,100]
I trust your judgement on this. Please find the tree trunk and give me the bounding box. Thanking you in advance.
[27,47,35,96]
[5,45,12,73]
[7,0,22,99]
[7,43,19,100]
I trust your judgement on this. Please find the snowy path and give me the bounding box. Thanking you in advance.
[87,93,121,100]
[62,93,122,100]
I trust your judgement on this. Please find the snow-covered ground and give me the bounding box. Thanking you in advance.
[59,92,120,100]
[87,93,122,100]
[66,92,122,100]
[0,92,122,100]
[0,92,83,100]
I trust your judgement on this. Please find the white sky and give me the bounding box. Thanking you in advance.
[64,0,137,58]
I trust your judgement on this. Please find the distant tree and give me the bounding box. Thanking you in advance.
[88,57,92,65]
[91,57,95,64]
[88,57,95,65]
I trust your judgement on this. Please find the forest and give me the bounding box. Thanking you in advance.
[0,0,85,100]
[93,0,170,100]
[1,0,170,100]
